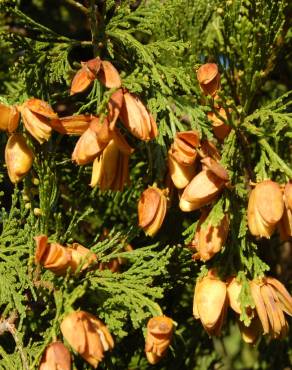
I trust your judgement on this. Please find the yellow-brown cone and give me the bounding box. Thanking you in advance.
[207,108,231,141]
[193,272,227,335]
[70,57,101,95]
[145,316,174,364]
[67,243,97,272]
[39,342,71,370]
[168,149,196,189]
[34,235,71,276]
[138,186,167,236]
[98,60,122,88]
[190,211,229,262]
[5,133,34,183]
[60,311,114,368]
[120,92,158,141]
[0,103,20,133]
[196,63,220,97]
[51,114,92,135]
[179,170,225,212]
[247,181,284,238]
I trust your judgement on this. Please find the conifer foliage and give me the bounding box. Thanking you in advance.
[0,0,291,369]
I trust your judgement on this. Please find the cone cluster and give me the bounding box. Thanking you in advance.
[193,271,292,342]
[145,315,174,364]
[167,130,229,213]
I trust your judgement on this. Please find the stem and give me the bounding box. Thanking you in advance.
[259,138,292,178]
[63,0,88,15]
[89,0,99,56]
[0,313,29,370]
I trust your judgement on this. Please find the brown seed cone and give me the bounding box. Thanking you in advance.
[171,130,200,165]
[21,99,58,144]
[71,118,111,165]
[247,181,284,238]
[278,204,292,241]
[119,92,158,141]
[34,235,71,276]
[284,181,292,211]
[107,89,124,130]
[60,311,114,368]
[5,133,34,183]
[0,103,20,133]
[196,63,221,97]
[39,341,71,370]
[67,243,97,272]
[207,108,231,141]
[193,272,227,335]
[199,140,221,161]
[200,157,229,181]
[179,170,225,212]
[70,58,101,95]
[138,186,168,237]
[237,316,262,344]
[90,138,131,191]
[226,277,242,314]
[50,114,92,135]
[98,60,122,88]
[168,149,197,189]
[145,316,174,364]
[190,211,229,262]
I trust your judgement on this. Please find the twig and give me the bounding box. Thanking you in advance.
[89,0,99,56]
[63,0,88,15]
[0,312,29,370]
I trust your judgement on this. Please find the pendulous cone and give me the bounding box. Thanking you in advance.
[5,133,34,183]
[196,63,221,96]
[0,103,20,133]
[67,243,97,272]
[98,60,122,88]
[138,186,167,236]
[70,57,101,95]
[226,277,242,314]
[168,151,196,189]
[145,316,174,364]
[21,99,58,144]
[39,341,71,370]
[247,181,284,238]
[119,92,158,141]
[60,311,114,368]
[179,170,225,212]
[238,317,262,344]
[207,108,231,141]
[194,272,227,335]
[191,211,229,262]
[51,114,92,135]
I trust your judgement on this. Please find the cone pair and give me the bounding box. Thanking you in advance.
[60,311,114,368]
[193,271,228,335]
[70,57,121,95]
[247,180,284,238]
[190,211,229,262]
[138,186,168,236]
[35,235,97,275]
[145,316,174,364]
